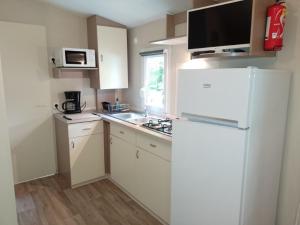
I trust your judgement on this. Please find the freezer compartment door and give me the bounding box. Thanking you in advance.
[177,68,253,128]
[171,120,248,225]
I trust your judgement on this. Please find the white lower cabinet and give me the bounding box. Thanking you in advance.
[135,148,171,223]
[110,135,136,196]
[70,134,105,186]
[110,123,171,224]
[55,119,105,188]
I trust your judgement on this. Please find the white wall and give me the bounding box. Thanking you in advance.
[125,0,300,225]
[124,19,193,115]
[124,19,166,111]
[0,56,18,225]
[0,0,96,110]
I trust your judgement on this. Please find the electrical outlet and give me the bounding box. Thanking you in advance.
[49,57,55,65]
[53,102,59,110]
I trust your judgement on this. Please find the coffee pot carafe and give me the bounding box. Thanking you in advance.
[55,91,86,114]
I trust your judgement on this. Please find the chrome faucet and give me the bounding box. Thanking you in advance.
[144,106,149,117]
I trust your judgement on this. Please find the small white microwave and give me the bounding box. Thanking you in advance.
[54,48,96,68]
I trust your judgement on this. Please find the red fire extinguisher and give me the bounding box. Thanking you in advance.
[264,1,287,51]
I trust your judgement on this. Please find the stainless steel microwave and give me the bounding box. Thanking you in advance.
[54,48,96,68]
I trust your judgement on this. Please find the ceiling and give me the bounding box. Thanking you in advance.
[38,0,194,28]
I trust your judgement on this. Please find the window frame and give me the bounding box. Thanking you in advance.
[140,49,168,115]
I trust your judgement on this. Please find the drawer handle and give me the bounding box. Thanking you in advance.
[82,128,92,131]
[136,150,140,159]
[119,131,125,134]
[71,140,75,149]
[150,143,157,148]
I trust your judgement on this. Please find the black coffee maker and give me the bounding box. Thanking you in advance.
[62,91,82,114]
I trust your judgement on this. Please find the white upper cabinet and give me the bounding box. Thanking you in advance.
[97,25,128,90]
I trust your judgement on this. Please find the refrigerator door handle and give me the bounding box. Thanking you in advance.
[181,113,249,129]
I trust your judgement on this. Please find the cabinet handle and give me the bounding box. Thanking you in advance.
[71,140,75,149]
[150,143,157,148]
[110,137,112,145]
[119,131,124,134]
[136,150,140,159]
[82,128,92,131]
[100,54,103,62]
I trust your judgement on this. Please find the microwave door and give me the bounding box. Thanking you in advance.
[65,51,87,66]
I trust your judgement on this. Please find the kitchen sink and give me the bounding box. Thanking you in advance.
[111,112,145,121]
[127,117,155,125]
[110,112,148,124]
[110,112,160,125]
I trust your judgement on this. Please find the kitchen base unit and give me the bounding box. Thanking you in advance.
[109,122,171,224]
[55,119,106,188]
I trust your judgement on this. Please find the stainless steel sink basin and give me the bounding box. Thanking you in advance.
[111,112,145,121]
[127,117,155,125]
[110,112,160,125]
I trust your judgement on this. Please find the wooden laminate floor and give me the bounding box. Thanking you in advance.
[15,176,163,225]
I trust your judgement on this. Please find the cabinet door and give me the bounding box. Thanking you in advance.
[69,133,105,186]
[110,135,136,195]
[135,148,171,223]
[97,26,128,90]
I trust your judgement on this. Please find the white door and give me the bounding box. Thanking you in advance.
[70,134,105,186]
[0,21,56,183]
[171,120,247,225]
[135,148,171,223]
[177,68,254,128]
[97,26,128,89]
[0,56,18,225]
[110,136,136,195]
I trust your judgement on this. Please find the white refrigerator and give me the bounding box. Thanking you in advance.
[171,68,291,225]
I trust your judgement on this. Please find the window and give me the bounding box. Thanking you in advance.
[141,50,166,114]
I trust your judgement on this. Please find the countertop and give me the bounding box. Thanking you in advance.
[54,112,172,143]
[54,112,102,124]
[100,114,172,143]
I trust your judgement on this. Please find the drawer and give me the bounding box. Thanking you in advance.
[68,121,103,138]
[137,133,171,161]
[110,123,136,144]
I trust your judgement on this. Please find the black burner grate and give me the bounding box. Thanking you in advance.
[142,119,172,136]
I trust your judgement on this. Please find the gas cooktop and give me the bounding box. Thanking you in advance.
[142,119,172,136]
